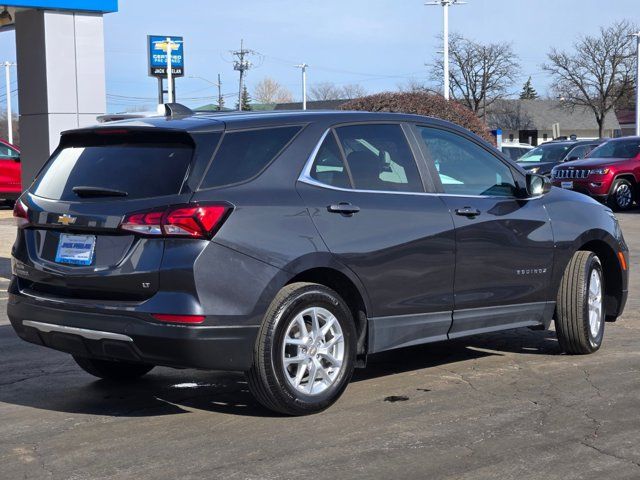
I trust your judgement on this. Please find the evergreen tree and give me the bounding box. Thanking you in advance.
[236,85,252,111]
[520,77,538,99]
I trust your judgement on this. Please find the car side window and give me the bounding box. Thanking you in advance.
[334,124,423,192]
[416,126,518,197]
[0,145,18,159]
[309,133,352,189]
[567,145,588,160]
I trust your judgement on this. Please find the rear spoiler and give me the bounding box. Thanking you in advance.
[97,103,195,123]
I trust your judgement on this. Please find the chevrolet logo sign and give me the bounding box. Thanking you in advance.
[57,214,77,226]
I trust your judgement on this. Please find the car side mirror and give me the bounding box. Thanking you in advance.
[526,173,551,197]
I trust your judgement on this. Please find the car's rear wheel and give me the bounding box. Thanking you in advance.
[73,356,154,380]
[247,282,356,415]
[555,251,605,354]
[607,179,633,211]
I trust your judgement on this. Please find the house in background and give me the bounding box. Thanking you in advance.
[487,99,620,145]
[615,109,636,137]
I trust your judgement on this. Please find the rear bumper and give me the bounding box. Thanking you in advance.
[8,291,259,371]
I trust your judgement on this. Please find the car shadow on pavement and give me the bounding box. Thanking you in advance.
[0,325,560,418]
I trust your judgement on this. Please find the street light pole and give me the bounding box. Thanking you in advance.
[633,32,640,137]
[295,63,308,110]
[425,0,466,100]
[4,61,14,144]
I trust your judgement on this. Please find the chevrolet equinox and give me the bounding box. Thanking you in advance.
[8,107,629,415]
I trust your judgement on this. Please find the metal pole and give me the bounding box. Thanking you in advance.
[238,39,244,111]
[4,62,12,144]
[636,33,640,137]
[166,37,174,103]
[443,2,449,100]
[217,73,223,111]
[295,64,308,110]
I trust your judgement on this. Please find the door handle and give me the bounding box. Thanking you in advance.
[455,206,481,217]
[327,202,361,215]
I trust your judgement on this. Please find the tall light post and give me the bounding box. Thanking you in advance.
[425,0,466,100]
[632,32,640,136]
[295,63,308,110]
[3,61,14,144]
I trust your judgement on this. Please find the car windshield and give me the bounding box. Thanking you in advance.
[589,139,640,159]
[518,143,573,163]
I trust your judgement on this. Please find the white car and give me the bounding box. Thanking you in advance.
[501,142,534,161]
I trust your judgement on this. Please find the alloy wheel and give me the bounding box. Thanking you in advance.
[281,307,345,395]
[615,183,632,209]
[588,269,603,340]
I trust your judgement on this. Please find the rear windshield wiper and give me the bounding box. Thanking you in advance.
[72,186,128,198]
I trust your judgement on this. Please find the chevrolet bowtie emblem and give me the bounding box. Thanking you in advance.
[57,214,77,226]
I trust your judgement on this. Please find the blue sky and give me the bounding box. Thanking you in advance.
[0,0,638,112]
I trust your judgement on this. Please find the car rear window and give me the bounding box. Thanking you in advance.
[199,126,301,189]
[33,133,194,201]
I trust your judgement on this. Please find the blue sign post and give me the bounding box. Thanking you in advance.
[147,35,184,78]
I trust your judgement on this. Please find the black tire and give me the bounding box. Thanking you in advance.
[555,251,605,354]
[73,356,154,380]
[607,179,634,211]
[247,282,357,416]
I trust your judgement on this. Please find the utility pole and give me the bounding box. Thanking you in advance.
[217,73,223,111]
[231,39,253,111]
[3,61,15,144]
[632,32,640,136]
[295,63,308,110]
[425,0,466,100]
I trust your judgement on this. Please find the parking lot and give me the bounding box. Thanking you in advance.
[1,206,640,480]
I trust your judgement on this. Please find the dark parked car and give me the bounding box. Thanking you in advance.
[8,108,629,415]
[552,136,640,211]
[518,139,605,176]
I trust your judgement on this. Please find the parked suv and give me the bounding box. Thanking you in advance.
[552,137,640,211]
[518,139,604,176]
[0,138,21,206]
[8,108,628,415]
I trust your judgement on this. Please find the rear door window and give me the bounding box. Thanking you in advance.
[309,133,352,189]
[334,124,423,192]
[33,135,194,201]
[200,126,301,189]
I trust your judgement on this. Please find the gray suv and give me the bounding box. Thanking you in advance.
[8,107,629,415]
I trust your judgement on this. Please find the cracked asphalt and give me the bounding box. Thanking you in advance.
[2,206,640,479]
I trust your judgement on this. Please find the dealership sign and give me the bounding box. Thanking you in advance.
[147,35,184,78]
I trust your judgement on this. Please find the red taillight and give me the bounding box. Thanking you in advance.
[13,199,29,228]
[152,313,206,324]
[120,203,230,239]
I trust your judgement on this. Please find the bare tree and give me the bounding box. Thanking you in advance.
[253,77,293,104]
[430,33,521,114]
[341,83,367,100]
[486,100,534,131]
[309,82,343,101]
[543,20,637,138]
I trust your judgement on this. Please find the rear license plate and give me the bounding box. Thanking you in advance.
[561,181,573,189]
[55,234,96,266]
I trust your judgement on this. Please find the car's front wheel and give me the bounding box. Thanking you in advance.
[73,356,154,380]
[247,282,356,415]
[607,179,634,211]
[555,251,605,354]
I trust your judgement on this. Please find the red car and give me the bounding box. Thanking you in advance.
[551,137,640,211]
[0,138,20,206]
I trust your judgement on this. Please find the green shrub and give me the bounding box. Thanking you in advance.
[341,92,493,144]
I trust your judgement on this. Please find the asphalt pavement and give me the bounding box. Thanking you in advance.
[2,206,640,480]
